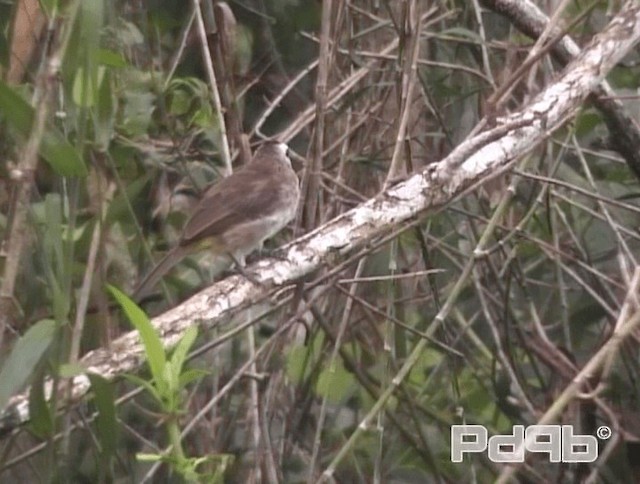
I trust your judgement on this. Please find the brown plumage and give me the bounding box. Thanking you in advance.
[134,141,299,299]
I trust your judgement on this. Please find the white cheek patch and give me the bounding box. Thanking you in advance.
[277,143,289,157]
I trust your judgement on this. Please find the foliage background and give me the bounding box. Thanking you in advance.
[0,0,640,482]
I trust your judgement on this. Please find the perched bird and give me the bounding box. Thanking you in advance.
[134,141,300,299]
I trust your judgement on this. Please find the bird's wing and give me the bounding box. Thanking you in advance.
[180,165,280,246]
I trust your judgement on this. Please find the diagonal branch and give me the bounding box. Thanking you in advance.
[482,0,640,180]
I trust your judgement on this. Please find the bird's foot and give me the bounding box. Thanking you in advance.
[261,247,290,262]
[222,263,265,288]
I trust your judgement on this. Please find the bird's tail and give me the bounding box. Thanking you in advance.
[133,246,189,301]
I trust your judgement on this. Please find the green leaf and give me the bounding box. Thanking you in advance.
[122,373,163,406]
[28,368,54,438]
[88,373,118,457]
[315,361,355,403]
[192,105,214,128]
[285,332,324,384]
[40,131,87,176]
[178,368,209,387]
[169,325,198,386]
[59,363,87,378]
[162,365,177,409]
[94,68,115,151]
[168,89,191,116]
[77,0,104,103]
[0,82,31,131]
[108,286,166,384]
[72,66,106,108]
[43,194,70,321]
[285,344,309,384]
[0,319,57,410]
[97,48,128,68]
[136,453,164,463]
[0,80,87,176]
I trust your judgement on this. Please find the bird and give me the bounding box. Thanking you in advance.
[133,141,300,299]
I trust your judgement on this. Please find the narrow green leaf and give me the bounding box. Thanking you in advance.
[76,0,104,107]
[0,319,57,410]
[169,325,198,386]
[108,286,166,383]
[88,373,118,457]
[122,374,163,406]
[94,68,114,151]
[285,345,308,384]
[28,368,54,438]
[43,194,69,321]
[162,365,177,409]
[136,453,164,463]
[72,66,105,108]
[178,368,209,388]
[0,80,87,176]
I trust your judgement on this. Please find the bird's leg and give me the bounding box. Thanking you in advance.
[244,240,290,264]
[256,245,290,262]
[243,240,286,264]
[225,253,265,287]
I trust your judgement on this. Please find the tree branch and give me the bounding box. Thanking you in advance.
[482,0,640,180]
